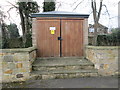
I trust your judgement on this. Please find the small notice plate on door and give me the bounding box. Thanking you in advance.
[50,27,56,34]
[51,30,55,34]
[50,27,56,30]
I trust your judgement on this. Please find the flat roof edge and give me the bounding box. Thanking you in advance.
[31,14,89,18]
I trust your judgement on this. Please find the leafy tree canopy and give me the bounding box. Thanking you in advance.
[43,0,55,12]
[7,23,20,38]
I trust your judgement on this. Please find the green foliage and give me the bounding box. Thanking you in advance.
[109,28,120,45]
[1,23,22,49]
[17,2,39,13]
[7,23,20,38]
[0,40,2,49]
[17,1,39,48]
[97,28,120,46]
[97,35,107,46]
[1,23,9,49]
[8,38,23,48]
[1,1,39,49]
[43,0,55,12]
[17,1,39,31]
[25,32,32,48]
[1,38,10,49]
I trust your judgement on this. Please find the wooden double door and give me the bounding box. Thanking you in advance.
[36,19,83,57]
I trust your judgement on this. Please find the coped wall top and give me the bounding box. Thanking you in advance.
[31,11,89,18]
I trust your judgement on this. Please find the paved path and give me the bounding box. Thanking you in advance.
[2,77,119,88]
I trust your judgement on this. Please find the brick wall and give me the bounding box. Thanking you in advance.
[0,47,36,83]
[32,18,37,47]
[83,19,88,56]
[86,46,119,76]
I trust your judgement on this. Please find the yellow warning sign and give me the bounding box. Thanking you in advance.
[51,30,55,34]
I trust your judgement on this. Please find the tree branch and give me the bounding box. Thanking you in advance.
[94,0,97,23]
[71,0,79,6]
[7,1,18,9]
[97,0,103,22]
[102,4,110,18]
[91,0,96,23]
[7,7,14,20]
[72,0,84,11]
[56,3,61,11]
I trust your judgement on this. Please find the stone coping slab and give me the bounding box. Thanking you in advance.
[86,46,120,50]
[0,47,37,53]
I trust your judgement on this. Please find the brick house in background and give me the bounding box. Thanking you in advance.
[118,1,120,28]
[88,23,108,36]
[88,23,108,45]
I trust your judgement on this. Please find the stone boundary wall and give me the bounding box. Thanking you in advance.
[0,47,37,83]
[86,46,119,76]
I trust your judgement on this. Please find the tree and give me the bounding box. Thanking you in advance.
[109,28,120,45]
[43,0,55,12]
[72,0,104,45]
[17,1,39,47]
[0,6,6,39]
[0,6,9,48]
[91,0,103,45]
[97,28,120,46]
[7,23,20,38]
[8,1,39,47]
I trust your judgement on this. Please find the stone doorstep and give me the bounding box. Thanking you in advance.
[32,65,94,71]
[32,59,94,67]
[37,57,84,60]
[32,69,98,74]
[30,70,98,80]
[30,57,98,80]
[33,62,94,67]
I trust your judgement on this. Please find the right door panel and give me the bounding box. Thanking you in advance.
[61,20,83,57]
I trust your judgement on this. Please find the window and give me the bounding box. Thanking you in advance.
[89,28,94,32]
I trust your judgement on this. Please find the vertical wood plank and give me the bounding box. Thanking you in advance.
[36,20,60,57]
[61,20,83,57]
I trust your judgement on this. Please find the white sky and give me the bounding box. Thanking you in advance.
[0,0,119,35]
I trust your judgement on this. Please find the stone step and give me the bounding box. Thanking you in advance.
[31,57,98,80]
[33,65,94,71]
[33,57,94,67]
[30,69,98,80]
[32,57,95,71]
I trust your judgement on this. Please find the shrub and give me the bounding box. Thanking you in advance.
[97,28,120,46]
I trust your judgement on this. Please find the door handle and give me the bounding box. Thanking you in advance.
[58,37,63,40]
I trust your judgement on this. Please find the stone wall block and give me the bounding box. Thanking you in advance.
[14,53,29,61]
[4,69,13,74]
[86,46,119,76]
[3,55,14,62]
[0,62,2,70]
[16,63,23,68]
[2,74,10,82]
[22,61,30,68]
[7,62,15,70]
[0,56,3,62]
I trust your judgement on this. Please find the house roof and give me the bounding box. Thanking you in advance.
[31,11,89,18]
[89,23,108,29]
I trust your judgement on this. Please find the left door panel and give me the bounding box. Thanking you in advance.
[36,19,60,57]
